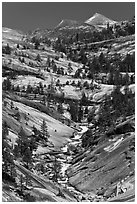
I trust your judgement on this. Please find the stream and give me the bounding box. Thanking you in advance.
[56,125,89,200]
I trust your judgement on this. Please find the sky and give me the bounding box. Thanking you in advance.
[2,2,135,32]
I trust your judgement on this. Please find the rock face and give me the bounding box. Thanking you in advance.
[67,116,135,201]
[85,12,117,26]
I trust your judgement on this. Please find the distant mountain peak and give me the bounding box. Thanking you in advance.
[85,12,117,26]
[55,19,80,29]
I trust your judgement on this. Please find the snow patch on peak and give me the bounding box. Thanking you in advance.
[56,19,80,29]
[85,13,117,26]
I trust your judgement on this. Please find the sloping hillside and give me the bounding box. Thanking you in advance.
[2,11,135,202]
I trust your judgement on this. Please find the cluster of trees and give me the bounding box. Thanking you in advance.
[2,121,16,182]
[119,53,135,72]
[40,119,50,143]
[53,37,67,54]
[84,84,135,148]
[89,85,135,132]
[72,52,135,86]
[14,127,38,169]
[54,17,135,53]
[2,78,12,91]
[107,70,134,86]
[68,93,89,122]
[5,81,46,96]
[54,35,135,74]
[45,56,66,75]
[31,36,51,49]
[2,117,51,183]
[19,57,25,63]
[2,116,64,188]
[66,79,95,90]
[2,44,11,55]
[53,17,135,66]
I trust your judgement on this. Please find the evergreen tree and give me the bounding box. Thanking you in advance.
[68,62,73,74]
[42,95,46,105]
[80,92,88,105]
[41,119,50,142]
[56,79,60,86]
[122,72,130,85]
[69,101,78,122]
[2,78,12,91]
[14,126,37,170]
[21,57,25,63]
[84,106,89,114]
[26,84,33,94]
[10,101,14,109]
[36,54,41,62]
[53,63,57,73]
[78,105,83,122]
[22,147,32,169]
[51,157,62,183]
[2,121,16,179]
[4,44,11,54]
[34,39,40,49]
[3,100,8,107]
[92,56,100,73]
[15,126,28,157]
[17,44,20,49]
[15,111,21,121]
[46,56,51,67]
[16,85,20,92]
[57,103,63,114]
[108,70,114,85]
[66,81,69,85]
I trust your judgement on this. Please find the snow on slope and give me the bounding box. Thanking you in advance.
[56,19,80,28]
[85,12,117,26]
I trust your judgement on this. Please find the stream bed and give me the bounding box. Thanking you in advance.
[56,125,90,201]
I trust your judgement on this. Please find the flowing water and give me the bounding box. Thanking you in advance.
[56,126,89,199]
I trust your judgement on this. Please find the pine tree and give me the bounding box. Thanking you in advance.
[3,100,8,107]
[46,56,51,67]
[2,78,12,91]
[16,85,20,92]
[15,126,28,157]
[34,39,40,49]
[69,101,78,122]
[26,84,32,94]
[68,62,73,74]
[42,95,46,105]
[5,43,11,54]
[92,56,100,73]
[53,63,57,73]
[84,106,89,114]
[10,101,14,109]
[15,126,36,170]
[80,92,88,105]
[41,119,50,142]
[36,54,41,62]
[2,121,16,179]
[22,147,32,169]
[78,105,83,122]
[17,44,20,49]
[57,103,63,114]
[51,157,61,183]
